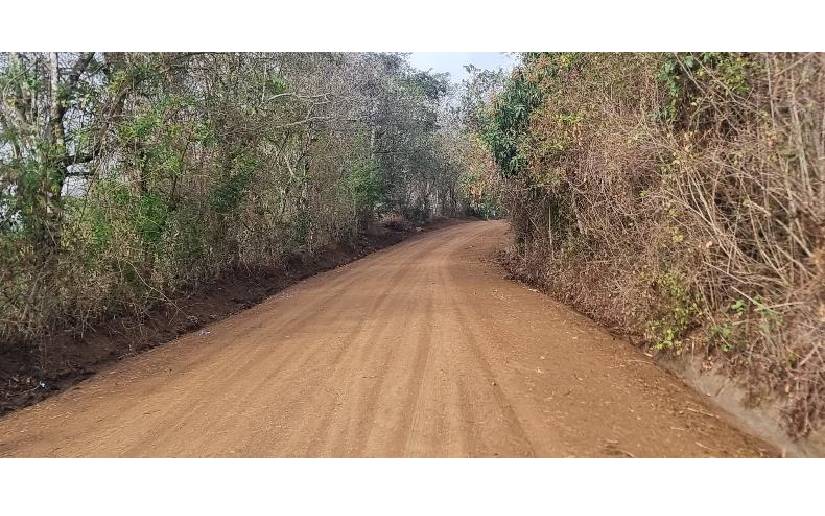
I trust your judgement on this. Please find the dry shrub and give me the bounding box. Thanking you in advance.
[664,54,825,435]
[498,53,825,437]
[0,53,467,373]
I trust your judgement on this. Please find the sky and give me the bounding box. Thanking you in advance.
[406,53,516,84]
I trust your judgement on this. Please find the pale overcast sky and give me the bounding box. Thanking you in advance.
[406,53,516,83]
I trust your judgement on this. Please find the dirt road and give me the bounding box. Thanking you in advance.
[0,220,774,457]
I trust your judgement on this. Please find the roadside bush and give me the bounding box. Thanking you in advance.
[478,52,825,437]
[0,53,472,368]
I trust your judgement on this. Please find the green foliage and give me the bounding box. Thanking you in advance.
[466,193,501,219]
[730,299,747,316]
[135,192,169,247]
[459,168,498,219]
[0,58,38,92]
[117,94,198,186]
[210,155,256,215]
[265,75,288,95]
[65,190,114,260]
[657,52,753,123]
[407,71,449,101]
[706,296,783,354]
[479,72,543,176]
[657,57,683,122]
[459,65,506,132]
[645,271,701,351]
[706,300,749,352]
[6,145,66,242]
[708,323,737,352]
[118,108,161,143]
[346,159,382,215]
[169,206,207,265]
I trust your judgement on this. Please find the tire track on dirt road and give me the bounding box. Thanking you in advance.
[0,220,776,457]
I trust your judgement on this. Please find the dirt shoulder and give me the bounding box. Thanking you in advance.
[0,216,462,419]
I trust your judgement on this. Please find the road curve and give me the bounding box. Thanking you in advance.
[0,220,774,457]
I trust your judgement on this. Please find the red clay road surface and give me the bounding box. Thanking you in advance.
[0,220,775,457]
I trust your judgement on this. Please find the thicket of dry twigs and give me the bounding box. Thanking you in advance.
[0,53,467,372]
[491,53,824,437]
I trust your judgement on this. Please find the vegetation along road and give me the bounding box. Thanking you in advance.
[0,221,774,457]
